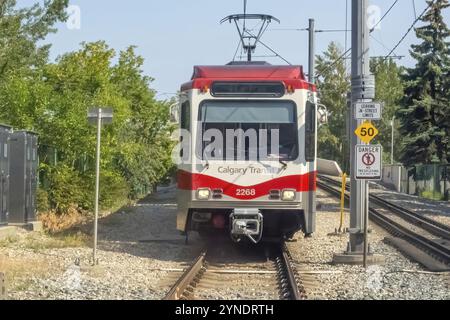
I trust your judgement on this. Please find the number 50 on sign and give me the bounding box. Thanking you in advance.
[355,121,379,144]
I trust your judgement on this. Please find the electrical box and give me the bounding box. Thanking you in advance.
[9,131,38,224]
[0,125,12,226]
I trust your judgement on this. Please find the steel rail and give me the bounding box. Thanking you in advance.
[163,251,207,300]
[318,175,450,239]
[369,208,450,262]
[317,180,450,265]
[280,244,304,300]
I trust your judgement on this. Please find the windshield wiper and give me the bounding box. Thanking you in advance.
[279,159,288,170]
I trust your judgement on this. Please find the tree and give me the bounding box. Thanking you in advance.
[0,1,174,213]
[370,58,404,164]
[315,42,351,171]
[398,0,450,166]
[0,0,68,79]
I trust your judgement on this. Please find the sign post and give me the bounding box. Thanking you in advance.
[333,0,384,268]
[87,107,113,265]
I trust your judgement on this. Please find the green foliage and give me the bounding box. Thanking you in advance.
[0,1,173,214]
[46,164,88,213]
[398,0,450,166]
[97,169,130,209]
[421,190,444,201]
[370,58,404,163]
[0,0,69,79]
[33,43,173,213]
[316,42,351,171]
[36,188,49,212]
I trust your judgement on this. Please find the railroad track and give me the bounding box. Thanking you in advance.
[317,175,450,271]
[319,175,450,240]
[163,244,307,300]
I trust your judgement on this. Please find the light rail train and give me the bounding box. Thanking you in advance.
[176,62,318,243]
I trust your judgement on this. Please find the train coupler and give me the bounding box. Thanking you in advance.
[230,208,263,244]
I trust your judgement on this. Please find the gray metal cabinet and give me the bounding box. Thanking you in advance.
[0,125,12,226]
[9,131,38,224]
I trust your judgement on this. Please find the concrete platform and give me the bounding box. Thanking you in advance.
[332,252,385,266]
[0,226,18,240]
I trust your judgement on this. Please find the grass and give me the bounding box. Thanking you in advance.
[421,190,445,201]
[23,232,91,251]
[0,232,90,251]
[0,236,20,247]
[0,255,51,293]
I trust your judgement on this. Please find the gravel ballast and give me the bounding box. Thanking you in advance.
[0,186,449,300]
[287,190,450,300]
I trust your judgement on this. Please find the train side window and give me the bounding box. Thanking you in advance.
[180,101,190,159]
[305,101,316,162]
[180,101,190,131]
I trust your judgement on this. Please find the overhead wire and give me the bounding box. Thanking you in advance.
[370,0,399,33]
[383,0,434,60]
[412,0,418,19]
[246,30,292,65]
[316,0,404,77]
[315,48,352,80]
[232,40,242,61]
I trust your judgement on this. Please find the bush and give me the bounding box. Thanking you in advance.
[46,164,88,214]
[36,188,50,213]
[98,169,130,209]
[38,206,87,234]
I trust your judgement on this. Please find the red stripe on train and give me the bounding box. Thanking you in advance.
[177,170,317,200]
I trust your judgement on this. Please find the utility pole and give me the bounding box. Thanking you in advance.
[349,0,371,255]
[305,17,317,238]
[333,0,384,266]
[308,18,315,84]
[391,116,395,165]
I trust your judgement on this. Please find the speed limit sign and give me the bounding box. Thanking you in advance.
[355,121,379,144]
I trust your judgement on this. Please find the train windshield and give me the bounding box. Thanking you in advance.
[198,100,298,161]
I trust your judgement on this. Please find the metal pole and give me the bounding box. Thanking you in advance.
[349,0,372,254]
[339,173,347,233]
[93,108,102,265]
[391,116,395,165]
[363,181,369,268]
[308,18,315,84]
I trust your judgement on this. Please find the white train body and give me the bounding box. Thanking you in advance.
[176,63,317,243]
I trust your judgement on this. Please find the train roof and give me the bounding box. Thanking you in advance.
[181,63,315,91]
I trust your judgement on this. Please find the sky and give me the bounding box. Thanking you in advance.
[17,0,450,99]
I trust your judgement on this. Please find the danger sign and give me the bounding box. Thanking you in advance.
[356,145,382,180]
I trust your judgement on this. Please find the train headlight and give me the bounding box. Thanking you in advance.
[197,188,211,200]
[282,190,296,201]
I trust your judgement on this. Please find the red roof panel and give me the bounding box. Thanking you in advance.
[192,65,305,80]
[181,64,315,92]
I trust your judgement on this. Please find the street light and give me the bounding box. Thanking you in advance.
[87,107,113,265]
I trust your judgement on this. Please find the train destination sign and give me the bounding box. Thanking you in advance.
[354,121,379,144]
[355,102,383,120]
[355,145,382,180]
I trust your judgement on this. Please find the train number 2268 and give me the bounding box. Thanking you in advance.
[236,189,256,196]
